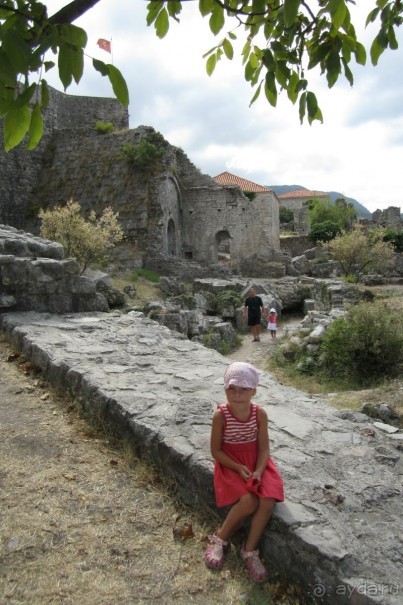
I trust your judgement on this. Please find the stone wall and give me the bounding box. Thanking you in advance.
[280,235,312,257]
[1,88,282,277]
[0,225,108,313]
[0,87,128,229]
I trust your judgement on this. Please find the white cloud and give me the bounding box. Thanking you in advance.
[46,0,403,214]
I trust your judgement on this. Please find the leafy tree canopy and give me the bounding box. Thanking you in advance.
[0,0,128,151]
[1,1,402,151]
[148,0,402,123]
[307,198,357,231]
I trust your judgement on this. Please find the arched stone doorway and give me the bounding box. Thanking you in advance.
[215,230,231,266]
[167,219,177,256]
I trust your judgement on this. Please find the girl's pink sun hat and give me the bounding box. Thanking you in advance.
[224,362,259,390]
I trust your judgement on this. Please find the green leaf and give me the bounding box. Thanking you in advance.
[41,79,49,108]
[58,44,73,89]
[275,62,289,89]
[206,54,217,76]
[366,7,380,26]
[13,83,36,109]
[44,60,55,72]
[342,58,353,86]
[4,104,31,152]
[249,81,262,106]
[167,1,182,19]
[199,0,216,17]
[262,48,274,69]
[326,51,341,87]
[209,5,225,35]
[264,72,277,106]
[387,26,398,50]
[93,58,109,77]
[330,0,347,29]
[284,0,300,28]
[0,50,16,86]
[60,24,87,48]
[223,38,234,60]
[306,91,323,124]
[107,65,129,106]
[370,31,388,65]
[146,1,163,25]
[26,102,44,150]
[355,42,366,65]
[2,29,31,73]
[155,7,169,38]
[287,71,299,103]
[299,91,307,123]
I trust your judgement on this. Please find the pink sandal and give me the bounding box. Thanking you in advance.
[204,534,228,570]
[241,547,269,582]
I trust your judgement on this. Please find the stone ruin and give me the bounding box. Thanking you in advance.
[0,86,284,279]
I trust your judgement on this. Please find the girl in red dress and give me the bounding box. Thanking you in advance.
[204,362,284,582]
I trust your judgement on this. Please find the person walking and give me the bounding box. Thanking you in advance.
[243,288,265,342]
[267,308,278,339]
[203,362,284,582]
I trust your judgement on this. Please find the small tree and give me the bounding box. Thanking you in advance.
[320,302,403,386]
[307,199,357,232]
[39,200,123,274]
[327,226,395,281]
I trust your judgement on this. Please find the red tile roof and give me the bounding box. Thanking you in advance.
[277,189,328,199]
[212,171,271,193]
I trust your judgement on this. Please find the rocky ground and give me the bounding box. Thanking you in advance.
[0,332,304,605]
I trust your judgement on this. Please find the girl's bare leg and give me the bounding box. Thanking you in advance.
[217,493,258,542]
[244,498,276,552]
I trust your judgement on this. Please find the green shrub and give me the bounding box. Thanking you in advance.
[119,138,164,170]
[382,228,403,253]
[95,121,115,134]
[308,221,342,244]
[132,268,160,283]
[213,290,243,313]
[320,302,403,386]
[279,206,294,224]
[243,192,256,201]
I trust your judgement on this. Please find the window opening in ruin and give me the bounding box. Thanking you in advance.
[215,230,231,266]
[167,219,177,257]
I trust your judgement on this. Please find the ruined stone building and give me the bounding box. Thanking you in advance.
[0,87,282,277]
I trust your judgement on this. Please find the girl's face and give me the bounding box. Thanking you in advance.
[225,385,256,407]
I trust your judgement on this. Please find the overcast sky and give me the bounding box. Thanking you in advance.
[47,0,403,213]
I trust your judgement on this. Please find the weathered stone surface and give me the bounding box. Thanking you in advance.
[1,310,401,605]
[0,225,108,313]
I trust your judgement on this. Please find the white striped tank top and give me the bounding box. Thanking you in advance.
[218,403,258,444]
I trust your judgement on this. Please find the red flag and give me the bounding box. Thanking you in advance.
[97,38,111,53]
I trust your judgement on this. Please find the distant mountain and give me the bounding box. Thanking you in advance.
[267,185,372,219]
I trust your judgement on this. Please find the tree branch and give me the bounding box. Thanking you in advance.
[48,0,102,25]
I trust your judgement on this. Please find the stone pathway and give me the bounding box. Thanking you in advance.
[0,310,402,605]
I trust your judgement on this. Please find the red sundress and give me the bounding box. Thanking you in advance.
[214,402,284,508]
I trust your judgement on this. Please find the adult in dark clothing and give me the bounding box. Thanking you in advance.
[243,289,265,342]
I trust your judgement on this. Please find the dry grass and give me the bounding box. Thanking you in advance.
[0,335,304,605]
[111,272,163,307]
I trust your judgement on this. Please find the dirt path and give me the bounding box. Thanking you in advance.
[0,333,301,605]
[227,317,301,370]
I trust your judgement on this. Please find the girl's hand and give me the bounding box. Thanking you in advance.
[238,465,252,481]
[252,471,261,482]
